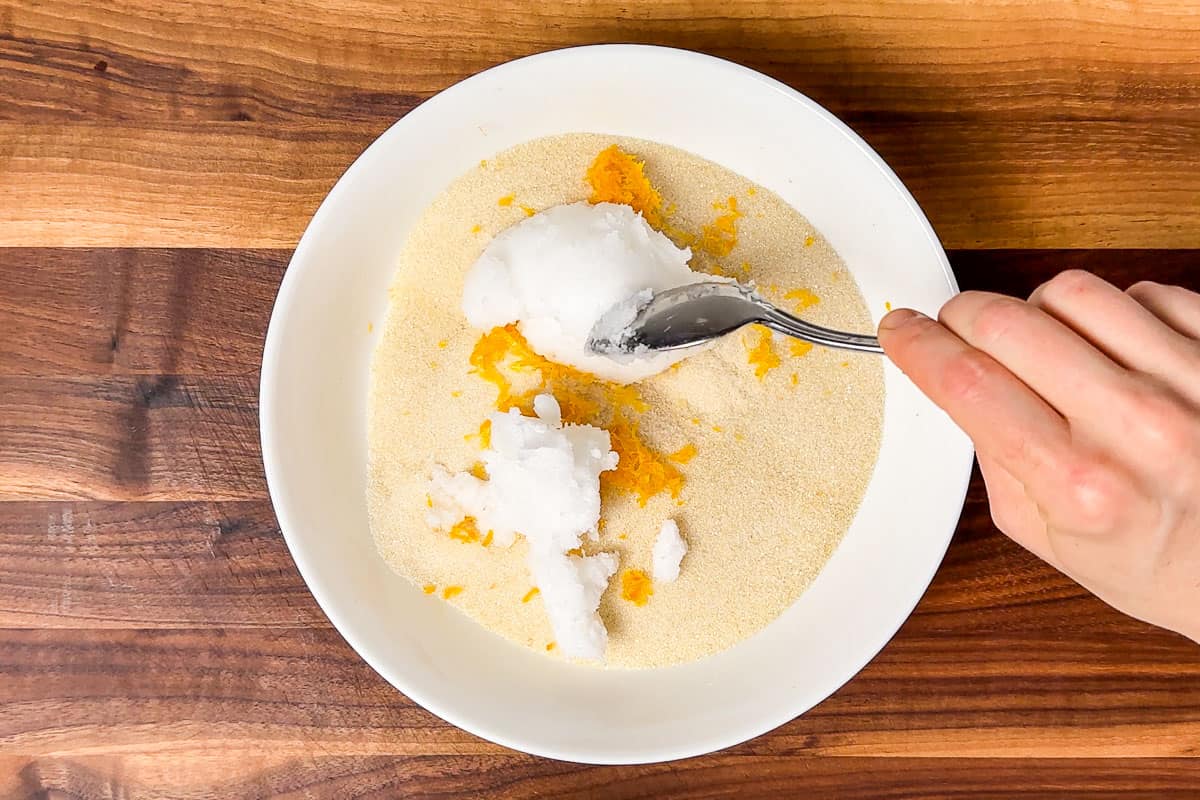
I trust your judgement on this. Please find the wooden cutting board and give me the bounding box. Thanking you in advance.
[1,2,1198,796]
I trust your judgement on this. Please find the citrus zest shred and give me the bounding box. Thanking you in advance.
[697,196,742,258]
[621,569,653,606]
[885,301,893,312]
[438,339,449,349]
[422,584,436,594]
[442,585,464,599]
[468,461,488,480]
[784,288,820,311]
[585,145,664,228]
[790,372,799,387]
[603,414,683,506]
[790,340,814,358]
[520,204,536,217]
[470,224,482,234]
[546,641,556,651]
[498,194,515,207]
[668,443,698,464]
[448,516,481,543]
[481,530,494,547]
[712,425,723,433]
[521,587,540,603]
[585,145,697,247]
[425,494,433,509]
[747,187,757,196]
[745,325,781,379]
[804,235,815,247]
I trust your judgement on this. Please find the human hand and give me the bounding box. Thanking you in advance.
[878,271,1200,643]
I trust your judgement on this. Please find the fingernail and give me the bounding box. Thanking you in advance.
[878,308,925,331]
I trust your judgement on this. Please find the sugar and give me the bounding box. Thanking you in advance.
[462,201,707,383]
[427,394,621,660]
[651,519,687,583]
[367,133,884,668]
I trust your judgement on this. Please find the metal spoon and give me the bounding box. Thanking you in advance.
[587,281,883,356]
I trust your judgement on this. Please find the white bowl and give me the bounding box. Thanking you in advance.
[261,44,973,764]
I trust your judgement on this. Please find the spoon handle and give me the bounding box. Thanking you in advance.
[759,305,884,354]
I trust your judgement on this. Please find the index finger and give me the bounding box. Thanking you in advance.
[878,308,1073,487]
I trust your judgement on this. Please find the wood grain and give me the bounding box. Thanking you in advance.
[1,755,1198,800]
[4,1,1199,123]
[0,502,323,628]
[0,376,263,500]
[4,0,1200,794]
[0,248,285,376]
[4,120,1199,249]
[0,624,1195,761]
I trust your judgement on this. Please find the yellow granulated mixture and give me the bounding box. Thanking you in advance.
[367,133,883,669]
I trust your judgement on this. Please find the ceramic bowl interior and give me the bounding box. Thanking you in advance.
[260,44,973,764]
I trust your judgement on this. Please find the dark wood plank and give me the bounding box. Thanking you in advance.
[4,120,1198,248]
[1,248,1196,376]
[2,754,1198,799]
[0,376,263,500]
[0,612,1194,760]
[0,501,323,628]
[0,248,285,376]
[4,1,1199,124]
[951,248,1200,297]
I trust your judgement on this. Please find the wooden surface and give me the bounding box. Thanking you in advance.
[2,1,1198,796]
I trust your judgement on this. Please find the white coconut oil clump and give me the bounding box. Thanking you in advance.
[427,394,620,660]
[462,201,707,383]
[652,519,688,583]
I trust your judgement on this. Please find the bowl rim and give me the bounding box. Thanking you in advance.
[261,43,970,763]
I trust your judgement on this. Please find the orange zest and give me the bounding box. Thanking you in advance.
[522,587,540,603]
[621,569,653,606]
[668,443,698,464]
[448,517,481,543]
[784,288,820,312]
[745,325,781,379]
[790,340,814,358]
[442,585,464,599]
[586,145,664,228]
[697,196,742,258]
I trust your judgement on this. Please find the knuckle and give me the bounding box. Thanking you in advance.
[969,296,1029,344]
[1043,269,1100,303]
[1060,457,1127,533]
[939,348,999,405]
[1126,386,1198,461]
[1126,280,1161,301]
